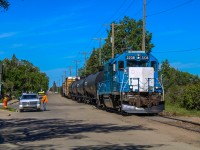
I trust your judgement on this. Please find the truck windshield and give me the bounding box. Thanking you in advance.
[21,95,38,99]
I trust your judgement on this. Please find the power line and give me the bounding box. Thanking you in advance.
[148,0,195,17]
[80,52,90,75]
[90,0,129,39]
[93,38,107,65]
[72,60,80,77]
[68,66,72,76]
[103,0,128,24]
[114,0,136,21]
[84,0,138,53]
[152,47,200,53]
[131,0,153,18]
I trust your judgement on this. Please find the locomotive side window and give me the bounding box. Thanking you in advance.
[118,61,124,70]
[151,61,157,71]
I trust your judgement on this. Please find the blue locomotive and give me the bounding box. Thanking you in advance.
[67,50,164,114]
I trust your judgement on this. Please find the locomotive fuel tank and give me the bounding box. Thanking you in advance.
[84,71,104,97]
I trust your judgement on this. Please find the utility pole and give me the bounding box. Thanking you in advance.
[111,23,115,58]
[62,75,63,84]
[93,38,106,66]
[80,52,90,75]
[64,70,66,78]
[72,60,80,77]
[62,70,66,83]
[68,66,72,76]
[105,23,121,58]
[142,0,146,51]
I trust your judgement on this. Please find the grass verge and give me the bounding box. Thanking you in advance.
[164,101,200,117]
[0,107,17,112]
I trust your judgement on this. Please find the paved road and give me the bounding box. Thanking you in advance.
[0,94,199,150]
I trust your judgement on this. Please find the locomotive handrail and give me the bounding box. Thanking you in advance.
[98,82,104,91]
[129,78,140,92]
[130,78,154,92]
[120,71,126,93]
[98,80,111,93]
[155,77,164,101]
[122,79,129,91]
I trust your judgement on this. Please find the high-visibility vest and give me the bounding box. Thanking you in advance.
[3,97,9,102]
[42,95,48,103]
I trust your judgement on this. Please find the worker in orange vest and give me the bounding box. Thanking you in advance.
[41,93,48,111]
[3,95,9,109]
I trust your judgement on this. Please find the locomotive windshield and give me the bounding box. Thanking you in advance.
[127,61,147,67]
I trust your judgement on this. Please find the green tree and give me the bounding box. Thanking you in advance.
[160,59,200,110]
[2,55,49,97]
[0,0,9,11]
[52,81,57,93]
[181,84,200,110]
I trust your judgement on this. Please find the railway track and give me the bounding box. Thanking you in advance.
[97,106,200,132]
[81,102,200,133]
[144,115,200,133]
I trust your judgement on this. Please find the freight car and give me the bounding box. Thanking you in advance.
[65,51,164,114]
[62,77,77,98]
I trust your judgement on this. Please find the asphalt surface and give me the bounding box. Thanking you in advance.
[0,93,199,150]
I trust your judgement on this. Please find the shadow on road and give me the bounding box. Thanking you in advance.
[72,144,166,150]
[0,118,155,149]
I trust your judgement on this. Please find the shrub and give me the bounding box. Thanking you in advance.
[180,84,200,110]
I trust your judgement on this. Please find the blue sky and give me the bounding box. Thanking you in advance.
[0,0,200,87]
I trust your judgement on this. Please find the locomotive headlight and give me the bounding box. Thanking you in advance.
[137,54,140,59]
[130,85,133,90]
[156,86,159,89]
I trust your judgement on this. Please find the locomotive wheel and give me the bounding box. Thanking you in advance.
[118,104,128,116]
[96,99,101,108]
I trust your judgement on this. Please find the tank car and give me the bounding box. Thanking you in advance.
[76,78,86,102]
[97,51,164,113]
[84,71,104,104]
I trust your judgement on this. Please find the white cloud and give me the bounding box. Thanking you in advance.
[0,32,17,38]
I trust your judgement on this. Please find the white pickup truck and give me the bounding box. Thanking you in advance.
[19,93,41,112]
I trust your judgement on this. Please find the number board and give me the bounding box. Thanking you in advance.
[142,56,149,60]
[126,56,135,60]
